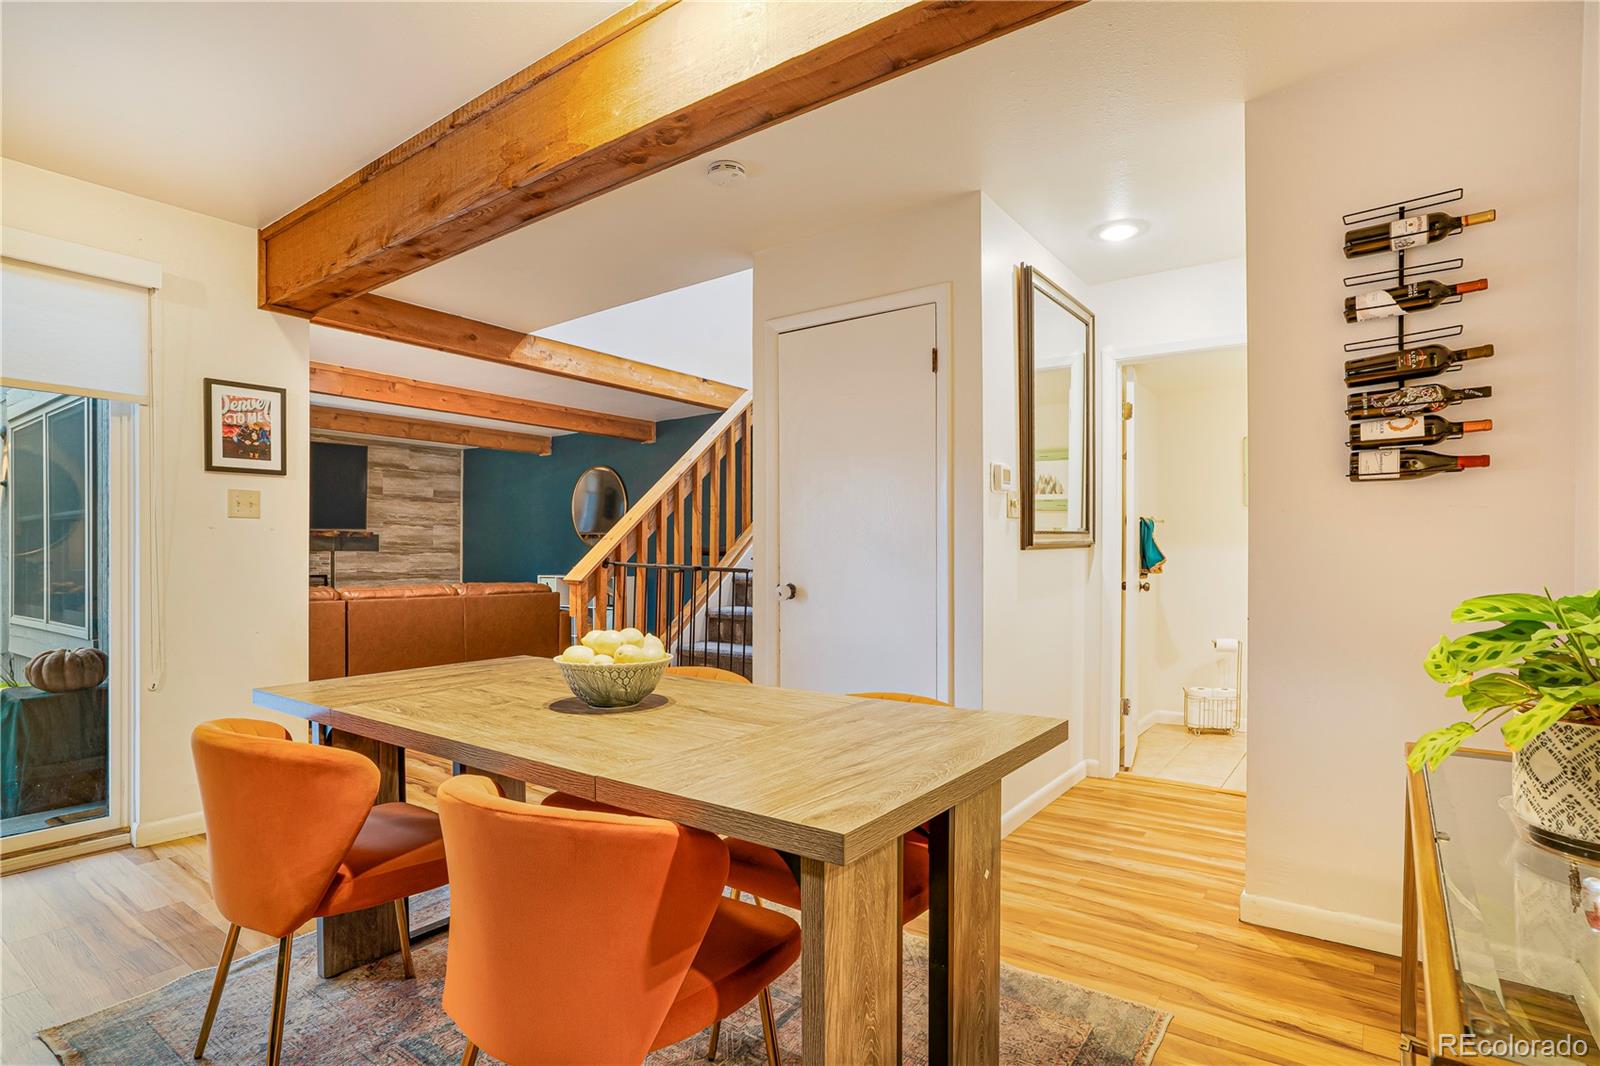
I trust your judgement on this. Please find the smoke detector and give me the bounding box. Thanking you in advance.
[705,159,747,187]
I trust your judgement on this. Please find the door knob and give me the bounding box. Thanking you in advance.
[776,582,797,601]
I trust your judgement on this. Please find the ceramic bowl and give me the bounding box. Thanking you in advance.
[555,657,668,709]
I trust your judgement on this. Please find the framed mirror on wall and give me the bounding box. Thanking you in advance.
[1018,264,1095,549]
[572,466,628,544]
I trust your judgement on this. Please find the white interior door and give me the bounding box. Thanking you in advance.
[1119,369,1141,770]
[776,303,939,697]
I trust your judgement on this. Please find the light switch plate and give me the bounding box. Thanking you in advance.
[1005,491,1021,519]
[227,488,261,519]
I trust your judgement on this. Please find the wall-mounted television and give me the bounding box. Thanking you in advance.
[310,441,369,530]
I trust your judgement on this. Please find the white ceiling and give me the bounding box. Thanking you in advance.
[541,271,754,390]
[379,1,1535,331]
[0,2,626,226]
[309,324,710,436]
[4,0,1536,433]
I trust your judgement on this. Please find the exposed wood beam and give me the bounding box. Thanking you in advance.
[314,295,744,410]
[260,0,1083,315]
[309,362,655,442]
[310,405,552,455]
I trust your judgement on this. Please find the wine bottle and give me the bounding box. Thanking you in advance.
[1348,449,1490,481]
[1347,415,1492,448]
[1346,382,1492,419]
[1343,343,1494,386]
[1344,278,1487,323]
[1343,210,1496,258]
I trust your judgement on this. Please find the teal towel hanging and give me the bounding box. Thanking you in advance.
[1139,517,1166,574]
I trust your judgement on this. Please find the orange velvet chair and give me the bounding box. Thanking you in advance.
[190,719,449,1066]
[437,774,799,1066]
[542,685,944,1059]
[666,665,752,684]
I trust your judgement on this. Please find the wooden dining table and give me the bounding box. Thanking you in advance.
[254,656,1070,1065]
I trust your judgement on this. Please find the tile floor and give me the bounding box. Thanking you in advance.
[1129,723,1247,791]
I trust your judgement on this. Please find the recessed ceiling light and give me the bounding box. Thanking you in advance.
[705,159,747,187]
[1093,219,1147,243]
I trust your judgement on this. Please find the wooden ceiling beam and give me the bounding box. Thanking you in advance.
[260,0,1083,316]
[311,405,552,455]
[314,295,744,410]
[309,362,655,442]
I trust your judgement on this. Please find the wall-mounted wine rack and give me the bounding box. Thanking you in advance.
[1341,187,1497,482]
[1343,188,1465,355]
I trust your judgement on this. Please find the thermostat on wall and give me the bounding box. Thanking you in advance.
[989,462,1014,493]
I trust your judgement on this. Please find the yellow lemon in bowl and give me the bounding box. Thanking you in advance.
[580,629,624,658]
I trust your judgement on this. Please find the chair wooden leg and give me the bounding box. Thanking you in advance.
[758,987,780,1066]
[392,899,415,978]
[266,936,293,1066]
[193,923,241,1060]
[460,1039,480,1066]
[704,1018,721,1061]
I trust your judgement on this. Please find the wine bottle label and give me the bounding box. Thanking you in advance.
[1353,289,1403,320]
[1359,416,1426,442]
[1357,449,1403,479]
[1351,384,1447,416]
[1397,350,1432,370]
[1389,217,1430,251]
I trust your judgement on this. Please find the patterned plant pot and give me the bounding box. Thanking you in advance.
[1511,719,1600,847]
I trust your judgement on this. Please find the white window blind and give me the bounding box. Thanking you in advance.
[1,228,158,405]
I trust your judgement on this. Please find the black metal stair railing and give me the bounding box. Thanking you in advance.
[604,560,753,679]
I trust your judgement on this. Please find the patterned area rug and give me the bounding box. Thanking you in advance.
[41,893,1168,1065]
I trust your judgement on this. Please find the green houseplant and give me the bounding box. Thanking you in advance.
[1410,589,1600,845]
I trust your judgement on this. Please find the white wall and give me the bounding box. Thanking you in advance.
[1243,7,1586,953]
[1577,1,1600,589]
[978,196,1097,819]
[543,270,754,389]
[1,159,311,841]
[1091,258,1246,358]
[753,193,1096,829]
[751,196,1253,831]
[1083,258,1249,774]
[751,194,984,713]
[1131,349,1248,723]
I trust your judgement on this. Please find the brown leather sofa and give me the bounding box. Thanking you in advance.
[308,582,561,680]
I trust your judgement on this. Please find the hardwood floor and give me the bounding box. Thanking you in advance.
[980,776,1400,1064]
[0,768,1398,1065]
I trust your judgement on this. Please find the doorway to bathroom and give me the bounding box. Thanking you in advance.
[1117,347,1248,791]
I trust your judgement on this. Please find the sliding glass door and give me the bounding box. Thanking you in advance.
[1,388,130,849]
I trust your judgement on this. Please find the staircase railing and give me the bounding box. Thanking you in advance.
[565,394,753,642]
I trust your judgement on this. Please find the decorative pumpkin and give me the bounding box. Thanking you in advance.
[25,648,109,693]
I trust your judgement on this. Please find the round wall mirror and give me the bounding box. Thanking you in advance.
[572,466,628,544]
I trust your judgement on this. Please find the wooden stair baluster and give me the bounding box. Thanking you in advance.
[562,395,751,671]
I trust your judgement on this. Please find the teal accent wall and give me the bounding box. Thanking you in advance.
[462,414,718,585]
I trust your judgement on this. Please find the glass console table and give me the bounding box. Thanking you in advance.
[1403,748,1599,1065]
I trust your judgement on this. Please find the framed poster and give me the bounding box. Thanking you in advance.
[204,378,286,474]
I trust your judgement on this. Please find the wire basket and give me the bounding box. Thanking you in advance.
[1184,686,1240,734]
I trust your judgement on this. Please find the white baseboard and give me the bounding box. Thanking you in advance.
[131,811,205,848]
[1239,889,1401,956]
[1135,708,1184,735]
[1003,759,1094,837]
[1,831,130,874]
